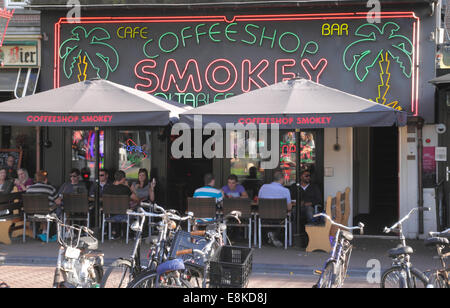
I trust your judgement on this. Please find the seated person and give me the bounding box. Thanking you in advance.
[258,170,292,247]
[194,173,224,205]
[5,155,18,180]
[26,171,59,234]
[0,168,14,194]
[291,170,323,224]
[14,168,34,192]
[89,169,112,197]
[103,170,139,238]
[222,174,248,199]
[130,168,155,203]
[56,168,88,204]
[258,170,292,211]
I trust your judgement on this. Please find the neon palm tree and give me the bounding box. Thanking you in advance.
[343,22,413,82]
[59,26,119,81]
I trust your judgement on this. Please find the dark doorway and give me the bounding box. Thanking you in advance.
[167,158,213,213]
[354,127,399,235]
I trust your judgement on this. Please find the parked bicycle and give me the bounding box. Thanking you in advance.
[313,213,364,288]
[101,203,193,288]
[127,212,242,288]
[37,214,104,288]
[426,228,450,288]
[380,207,432,288]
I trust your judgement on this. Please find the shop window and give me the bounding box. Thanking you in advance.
[72,130,104,181]
[279,131,318,186]
[280,132,297,186]
[229,130,265,182]
[14,68,40,98]
[118,130,151,180]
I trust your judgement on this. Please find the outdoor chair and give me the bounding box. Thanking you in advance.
[101,194,130,244]
[22,194,53,243]
[222,198,253,248]
[186,197,217,231]
[305,195,334,253]
[257,198,292,250]
[329,187,351,237]
[63,193,90,230]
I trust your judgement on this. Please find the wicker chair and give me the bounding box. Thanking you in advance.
[63,193,90,229]
[186,198,217,231]
[257,198,292,249]
[222,198,253,248]
[22,194,53,243]
[101,194,130,244]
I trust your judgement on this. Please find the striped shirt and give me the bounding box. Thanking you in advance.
[193,186,223,203]
[26,183,59,204]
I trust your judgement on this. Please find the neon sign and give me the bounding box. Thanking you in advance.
[54,12,421,116]
[120,139,149,171]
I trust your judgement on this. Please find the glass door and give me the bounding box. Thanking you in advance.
[280,130,323,187]
[71,129,104,181]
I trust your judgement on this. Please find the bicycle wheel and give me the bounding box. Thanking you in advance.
[381,267,428,288]
[317,261,337,288]
[127,270,193,288]
[100,259,133,288]
[429,272,448,288]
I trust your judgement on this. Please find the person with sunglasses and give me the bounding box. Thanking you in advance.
[294,169,323,224]
[55,168,88,206]
[89,169,112,197]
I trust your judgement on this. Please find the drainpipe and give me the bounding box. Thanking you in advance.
[417,118,425,235]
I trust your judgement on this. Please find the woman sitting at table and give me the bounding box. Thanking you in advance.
[130,168,155,203]
[14,168,34,192]
[0,168,14,194]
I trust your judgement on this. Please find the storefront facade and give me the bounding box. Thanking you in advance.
[0,2,40,177]
[35,0,438,237]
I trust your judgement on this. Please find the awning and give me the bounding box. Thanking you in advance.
[180,78,407,129]
[0,79,190,127]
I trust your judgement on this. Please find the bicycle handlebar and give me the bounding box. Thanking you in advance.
[127,206,193,222]
[313,213,364,233]
[384,207,431,234]
[429,228,450,237]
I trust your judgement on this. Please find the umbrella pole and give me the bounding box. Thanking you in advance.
[94,127,100,235]
[36,127,40,175]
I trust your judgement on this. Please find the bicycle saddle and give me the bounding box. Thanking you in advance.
[341,231,354,242]
[79,237,98,251]
[388,246,413,258]
[425,237,449,248]
[156,259,185,276]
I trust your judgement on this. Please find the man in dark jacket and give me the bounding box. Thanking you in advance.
[291,169,323,224]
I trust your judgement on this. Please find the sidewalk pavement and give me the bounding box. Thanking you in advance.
[0,236,440,279]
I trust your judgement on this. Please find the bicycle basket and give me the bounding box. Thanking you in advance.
[209,246,253,288]
[169,231,209,269]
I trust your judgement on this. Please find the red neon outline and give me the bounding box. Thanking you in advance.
[54,12,421,116]
[211,66,231,86]
[301,58,328,84]
[241,59,269,93]
[205,59,238,93]
[0,8,14,48]
[160,59,202,93]
[134,59,160,93]
[275,59,297,83]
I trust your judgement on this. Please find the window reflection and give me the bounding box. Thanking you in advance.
[300,132,316,174]
[280,132,297,186]
[119,130,151,180]
[72,130,104,180]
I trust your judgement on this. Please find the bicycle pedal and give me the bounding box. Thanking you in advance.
[314,270,322,276]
